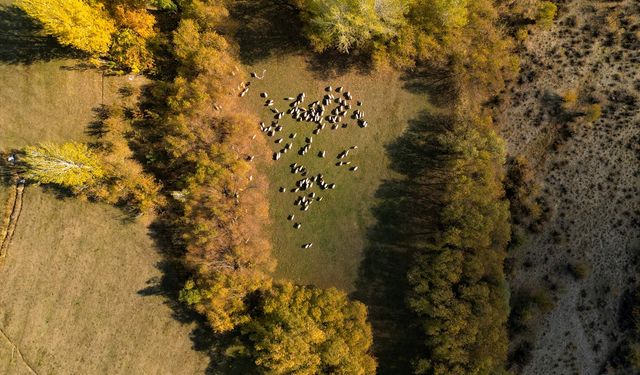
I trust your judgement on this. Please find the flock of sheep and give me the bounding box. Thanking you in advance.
[241,70,369,249]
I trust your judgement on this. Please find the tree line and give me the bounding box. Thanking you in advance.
[15,0,561,373]
[289,0,557,373]
[16,0,376,372]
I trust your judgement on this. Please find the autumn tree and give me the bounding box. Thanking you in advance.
[293,0,406,53]
[21,142,105,187]
[407,114,510,375]
[17,0,116,54]
[238,282,377,374]
[106,3,157,73]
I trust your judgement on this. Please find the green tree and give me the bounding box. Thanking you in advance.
[17,0,116,54]
[239,282,377,374]
[21,142,105,187]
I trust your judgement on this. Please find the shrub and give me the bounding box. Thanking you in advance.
[568,261,590,280]
[584,103,602,122]
[535,1,557,29]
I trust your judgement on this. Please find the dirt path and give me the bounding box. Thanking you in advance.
[0,326,38,375]
[0,181,25,261]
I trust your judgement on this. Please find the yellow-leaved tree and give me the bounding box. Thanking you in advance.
[238,282,377,375]
[17,0,116,54]
[21,142,105,187]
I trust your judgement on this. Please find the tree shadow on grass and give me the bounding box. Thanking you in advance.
[227,0,373,79]
[228,0,305,65]
[136,217,254,375]
[353,111,454,374]
[0,5,79,65]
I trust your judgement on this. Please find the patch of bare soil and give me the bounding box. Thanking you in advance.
[500,0,640,374]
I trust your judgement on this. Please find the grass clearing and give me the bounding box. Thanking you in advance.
[0,189,209,374]
[243,54,427,292]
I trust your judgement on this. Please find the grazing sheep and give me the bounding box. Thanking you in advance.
[316,197,323,202]
[275,138,283,144]
[350,166,358,171]
[319,151,326,158]
[357,101,362,106]
[280,187,287,192]
[273,152,281,161]
[260,92,268,98]
[294,223,301,229]
[336,86,343,93]
[290,133,297,139]
[350,145,358,149]
[265,99,274,106]
[288,214,295,221]
[326,86,332,92]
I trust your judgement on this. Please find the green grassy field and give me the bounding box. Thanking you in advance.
[0,2,210,373]
[243,55,428,291]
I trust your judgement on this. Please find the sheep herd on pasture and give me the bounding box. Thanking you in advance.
[240,70,370,249]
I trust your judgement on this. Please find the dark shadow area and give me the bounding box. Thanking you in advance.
[228,0,305,65]
[400,66,459,109]
[0,5,79,64]
[353,111,454,374]
[85,105,110,139]
[227,0,372,78]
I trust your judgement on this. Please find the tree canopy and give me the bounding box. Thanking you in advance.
[21,142,105,187]
[18,0,116,54]
[293,0,406,53]
[239,282,377,375]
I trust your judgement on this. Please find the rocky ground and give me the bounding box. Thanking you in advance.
[500,0,640,374]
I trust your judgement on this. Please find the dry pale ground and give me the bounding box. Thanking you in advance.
[0,4,211,371]
[501,0,640,374]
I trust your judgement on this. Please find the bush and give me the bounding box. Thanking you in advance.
[535,1,557,29]
[568,261,590,280]
[584,103,602,122]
